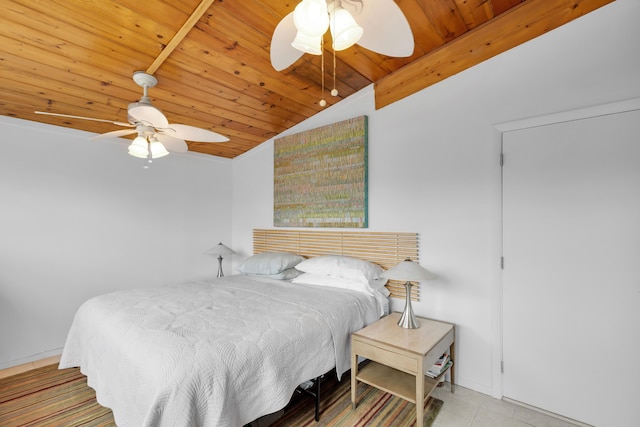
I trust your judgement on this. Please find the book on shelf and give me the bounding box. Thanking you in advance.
[426,353,452,378]
[426,360,453,378]
[432,353,449,371]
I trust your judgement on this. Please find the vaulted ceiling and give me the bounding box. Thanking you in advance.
[0,0,613,158]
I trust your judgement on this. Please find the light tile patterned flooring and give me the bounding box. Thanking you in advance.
[431,383,587,427]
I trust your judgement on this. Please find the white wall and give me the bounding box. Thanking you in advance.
[0,118,233,369]
[232,0,640,397]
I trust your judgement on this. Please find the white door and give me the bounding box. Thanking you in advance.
[502,108,640,427]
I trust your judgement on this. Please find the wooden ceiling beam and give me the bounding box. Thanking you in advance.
[374,0,616,110]
[146,0,215,75]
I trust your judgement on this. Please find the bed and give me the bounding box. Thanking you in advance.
[59,230,419,427]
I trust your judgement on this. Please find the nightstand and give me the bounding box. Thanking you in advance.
[351,312,455,427]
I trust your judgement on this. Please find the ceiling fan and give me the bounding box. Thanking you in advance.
[270,0,414,71]
[36,71,229,160]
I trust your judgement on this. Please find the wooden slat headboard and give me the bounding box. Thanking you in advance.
[253,229,419,301]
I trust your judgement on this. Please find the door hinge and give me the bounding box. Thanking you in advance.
[501,360,504,373]
[501,256,504,269]
[500,153,504,166]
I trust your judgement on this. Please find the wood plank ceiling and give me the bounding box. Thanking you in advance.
[0,0,614,159]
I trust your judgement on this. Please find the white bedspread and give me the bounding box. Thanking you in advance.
[59,275,382,427]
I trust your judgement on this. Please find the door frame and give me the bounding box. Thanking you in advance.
[489,97,640,399]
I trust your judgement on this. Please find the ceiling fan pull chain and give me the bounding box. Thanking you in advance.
[331,41,338,97]
[331,4,339,97]
[319,37,327,107]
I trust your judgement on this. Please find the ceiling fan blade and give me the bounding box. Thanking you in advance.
[270,12,304,71]
[352,0,414,57]
[90,129,138,141]
[155,133,189,153]
[164,124,229,143]
[127,103,169,128]
[35,111,132,127]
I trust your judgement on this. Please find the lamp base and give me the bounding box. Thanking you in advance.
[217,256,224,278]
[398,281,420,329]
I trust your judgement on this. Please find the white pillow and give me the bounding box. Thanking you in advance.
[295,255,383,284]
[238,252,305,275]
[292,273,376,295]
[246,267,303,280]
[370,277,391,297]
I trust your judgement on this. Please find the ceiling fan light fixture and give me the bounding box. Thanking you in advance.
[128,135,149,159]
[329,7,363,51]
[293,0,329,37]
[149,138,170,159]
[291,31,323,55]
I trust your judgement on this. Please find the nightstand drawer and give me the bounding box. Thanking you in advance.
[352,338,417,374]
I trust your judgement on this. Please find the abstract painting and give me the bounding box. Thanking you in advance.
[274,115,368,228]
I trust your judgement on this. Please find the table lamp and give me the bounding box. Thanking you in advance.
[205,242,236,277]
[381,259,437,329]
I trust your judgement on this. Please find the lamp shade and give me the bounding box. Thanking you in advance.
[204,242,236,257]
[329,8,363,51]
[381,259,436,282]
[291,31,323,55]
[149,138,169,159]
[293,0,329,37]
[128,135,149,159]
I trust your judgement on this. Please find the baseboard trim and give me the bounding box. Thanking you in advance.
[0,354,61,380]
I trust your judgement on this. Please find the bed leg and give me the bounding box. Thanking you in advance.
[314,374,321,421]
[295,373,327,422]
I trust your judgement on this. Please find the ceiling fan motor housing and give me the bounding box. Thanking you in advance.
[132,71,158,89]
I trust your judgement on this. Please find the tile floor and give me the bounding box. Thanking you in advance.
[431,383,588,427]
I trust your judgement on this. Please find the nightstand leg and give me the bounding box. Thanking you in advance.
[416,361,424,427]
[450,342,456,393]
[351,352,358,409]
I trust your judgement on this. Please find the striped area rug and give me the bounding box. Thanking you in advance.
[0,364,442,426]
[272,372,443,427]
[0,364,114,426]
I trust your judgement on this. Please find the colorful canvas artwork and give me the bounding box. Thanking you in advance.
[274,115,368,228]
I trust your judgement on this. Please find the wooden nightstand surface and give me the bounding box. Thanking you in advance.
[353,313,454,356]
[351,312,455,427]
